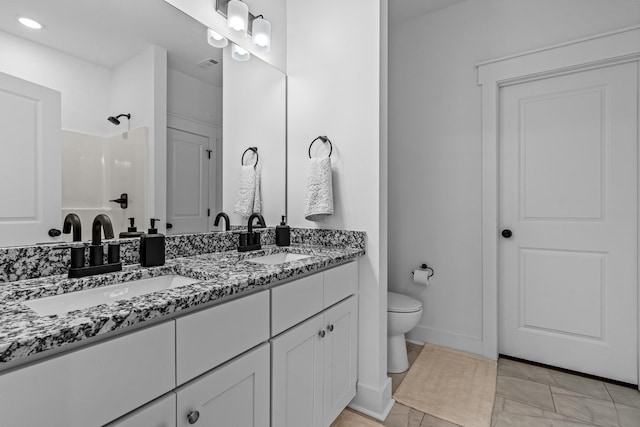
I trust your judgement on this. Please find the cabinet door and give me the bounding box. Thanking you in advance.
[271,313,324,427]
[105,393,176,427]
[323,296,358,426]
[176,343,270,427]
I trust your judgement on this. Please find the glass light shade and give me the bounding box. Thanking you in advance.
[231,43,251,61]
[227,0,248,34]
[207,28,228,48]
[251,17,271,53]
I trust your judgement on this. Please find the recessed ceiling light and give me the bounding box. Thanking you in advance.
[18,17,43,29]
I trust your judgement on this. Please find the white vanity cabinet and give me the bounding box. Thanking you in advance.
[176,343,270,427]
[271,261,358,427]
[0,321,175,427]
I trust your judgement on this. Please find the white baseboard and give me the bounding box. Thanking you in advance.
[407,325,485,356]
[349,377,394,421]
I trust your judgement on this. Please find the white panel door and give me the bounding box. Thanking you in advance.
[167,127,209,234]
[499,62,638,382]
[0,72,61,246]
[323,296,357,426]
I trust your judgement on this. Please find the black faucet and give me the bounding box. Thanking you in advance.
[214,212,231,231]
[62,213,82,242]
[65,214,122,278]
[92,214,114,245]
[238,213,266,252]
[247,213,266,233]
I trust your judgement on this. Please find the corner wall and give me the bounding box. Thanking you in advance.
[388,0,640,354]
[287,0,392,419]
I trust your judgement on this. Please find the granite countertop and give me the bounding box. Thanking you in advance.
[0,244,363,366]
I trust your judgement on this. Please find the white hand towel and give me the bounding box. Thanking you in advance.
[234,165,257,217]
[305,157,333,221]
[253,167,262,214]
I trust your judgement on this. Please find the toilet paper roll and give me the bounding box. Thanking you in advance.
[413,269,431,286]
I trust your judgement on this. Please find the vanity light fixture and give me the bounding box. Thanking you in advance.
[207,28,228,48]
[18,17,42,29]
[231,43,251,61]
[251,15,271,53]
[227,0,249,34]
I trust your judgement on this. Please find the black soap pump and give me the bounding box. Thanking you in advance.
[276,215,290,247]
[140,218,165,267]
[119,217,144,238]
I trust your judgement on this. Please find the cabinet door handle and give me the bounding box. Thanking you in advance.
[327,324,334,332]
[319,330,326,338]
[187,410,200,424]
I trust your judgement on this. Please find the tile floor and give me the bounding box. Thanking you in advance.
[335,343,640,427]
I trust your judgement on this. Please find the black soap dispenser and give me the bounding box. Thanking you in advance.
[140,218,165,267]
[276,215,290,247]
[119,217,144,238]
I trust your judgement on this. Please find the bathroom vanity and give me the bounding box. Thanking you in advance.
[0,242,361,427]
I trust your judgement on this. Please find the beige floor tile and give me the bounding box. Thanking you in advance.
[419,413,461,427]
[384,403,424,427]
[551,387,619,427]
[407,343,422,367]
[391,371,408,394]
[548,371,611,401]
[497,376,555,411]
[498,359,559,385]
[605,383,640,410]
[498,396,575,421]
[616,403,640,427]
[493,413,597,426]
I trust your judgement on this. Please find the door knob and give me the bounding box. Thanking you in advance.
[501,229,513,238]
[48,228,62,237]
[319,330,326,338]
[327,324,334,332]
[187,410,200,424]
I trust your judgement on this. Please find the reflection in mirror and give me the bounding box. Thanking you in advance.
[0,0,286,247]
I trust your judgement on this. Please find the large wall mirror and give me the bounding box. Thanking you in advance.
[0,0,286,247]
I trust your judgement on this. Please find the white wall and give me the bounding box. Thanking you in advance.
[163,0,287,72]
[0,30,111,136]
[288,0,391,419]
[222,48,287,226]
[167,68,222,126]
[111,46,167,232]
[388,0,640,354]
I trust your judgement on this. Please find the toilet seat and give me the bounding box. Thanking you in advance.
[387,292,422,313]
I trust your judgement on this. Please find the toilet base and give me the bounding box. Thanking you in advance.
[387,333,409,373]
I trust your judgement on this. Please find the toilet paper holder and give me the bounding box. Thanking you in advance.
[412,264,434,278]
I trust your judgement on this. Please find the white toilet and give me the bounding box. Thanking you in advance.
[387,291,423,373]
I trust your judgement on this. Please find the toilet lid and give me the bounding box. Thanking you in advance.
[388,292,423,313]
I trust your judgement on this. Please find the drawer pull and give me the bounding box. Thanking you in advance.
[187,410,200,424]
[327,324,334,332]
[319,330,326,338]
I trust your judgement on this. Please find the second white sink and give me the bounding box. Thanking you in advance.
[24,275,200,316]
[247,252,311,265]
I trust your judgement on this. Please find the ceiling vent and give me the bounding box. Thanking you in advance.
[197,58,219,69]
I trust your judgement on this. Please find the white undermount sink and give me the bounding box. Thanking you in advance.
[23,275,200,316]
[247,252,311,265]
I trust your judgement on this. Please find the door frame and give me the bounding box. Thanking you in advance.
[477,25,640,383]
[167,113,222,232]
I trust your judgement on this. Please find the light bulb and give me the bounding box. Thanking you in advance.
[207,28,228,48]
[227,0,248,34]
[252,17,271,53]
[18,17,42,29]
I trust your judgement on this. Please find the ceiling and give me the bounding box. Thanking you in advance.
[0,0,223,86]
[389,0,468,26]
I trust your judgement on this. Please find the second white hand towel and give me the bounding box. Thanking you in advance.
[305,157,333,221]
[234,165,257,217]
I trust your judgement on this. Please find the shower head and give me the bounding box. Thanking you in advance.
[107,113,131,125]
